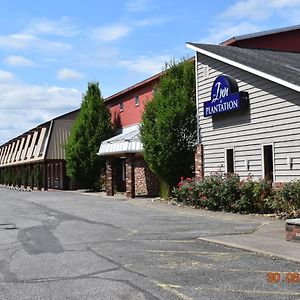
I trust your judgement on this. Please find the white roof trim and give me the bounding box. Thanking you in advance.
[186,43,300,93]
[97,125,143,156]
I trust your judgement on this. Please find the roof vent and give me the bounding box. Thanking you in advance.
[203,65,209,78]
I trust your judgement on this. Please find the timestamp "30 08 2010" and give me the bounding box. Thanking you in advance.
[267,272,300,284]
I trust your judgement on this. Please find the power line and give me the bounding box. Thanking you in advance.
[0,107,77,110]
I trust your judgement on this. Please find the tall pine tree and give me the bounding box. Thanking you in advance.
[141,59,196,197]
[65,82,113,189]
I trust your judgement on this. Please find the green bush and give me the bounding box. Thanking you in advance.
[174,173,240,211]
[234,178,274,213]
[172,173,298,215]
[277,180,300,210]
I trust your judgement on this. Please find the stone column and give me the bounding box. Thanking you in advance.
[126,154,135,198]
[106,158,114,196]
[195,144,204,180]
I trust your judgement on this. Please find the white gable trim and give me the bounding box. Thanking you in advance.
[186,43,300,93]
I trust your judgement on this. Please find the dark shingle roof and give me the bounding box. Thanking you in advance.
[187,43,300,89]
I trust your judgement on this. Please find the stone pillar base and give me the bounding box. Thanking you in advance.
[286,219,300,243]
[106,158,114,196]
[126,154,135,198]
[195,144,204,179]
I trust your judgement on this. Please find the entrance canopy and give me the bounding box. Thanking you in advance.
[97,125,143,156]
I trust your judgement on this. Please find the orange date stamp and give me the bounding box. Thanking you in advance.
[267,272,300,284]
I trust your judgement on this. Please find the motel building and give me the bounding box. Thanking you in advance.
[0,72,162,196]
[186,25,300,186]
[98,73,161,198]
[0,110,79,190]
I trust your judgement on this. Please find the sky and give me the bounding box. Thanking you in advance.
[0,0,299,144]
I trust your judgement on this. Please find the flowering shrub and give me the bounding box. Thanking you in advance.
[274,180,300,213]
[233,177,273,213]
[173,173,299,215]
[174,173,240,211]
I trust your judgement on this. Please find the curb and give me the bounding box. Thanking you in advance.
[197,236,300,264]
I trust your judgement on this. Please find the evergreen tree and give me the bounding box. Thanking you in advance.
[140,59,196,197]
[65,82,113,189]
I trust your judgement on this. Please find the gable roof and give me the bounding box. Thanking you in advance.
[105,72,162,102]
[186,43,300,92]
[222,24,300,46]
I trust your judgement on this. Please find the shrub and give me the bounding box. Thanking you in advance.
[172,173,291,215]
[174,177,201,206]
[234,178,273,213]
[274,180,300,215]
[174,173,240,211]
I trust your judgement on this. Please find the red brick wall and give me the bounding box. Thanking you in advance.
[108,81,158,129]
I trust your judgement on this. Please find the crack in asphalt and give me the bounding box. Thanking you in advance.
[30,202,125,230]
[91,277,161,300]
[16,201,134,255]
[87,247,147,278]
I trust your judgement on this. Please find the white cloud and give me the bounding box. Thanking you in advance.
[200,0,300,44]
[221,0,300,22]
[0,33,72,53]
[0,34,34,50]
[4,55,35,67]
[119,54,170,75]
[0,18,74,54]
[89,16,168,43]
[0,81,81,144]
[202,21,262,44]
[90,24,132,42]
[24,17,80,37]
[133,17,169,27]
[0,70,15,81]
[220,0,272,21]
[125,0,151,12]
[57,68,85,80]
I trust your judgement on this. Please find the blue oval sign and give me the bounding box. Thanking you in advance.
[203,74,248,117]
[211,75,238,103]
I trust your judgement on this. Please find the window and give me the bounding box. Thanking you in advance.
[263,144,274,182]
[225,148,234,173]
[135,95,140,106]
[120,101,124,112]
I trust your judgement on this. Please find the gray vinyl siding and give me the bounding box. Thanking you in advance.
[197,52,300,182]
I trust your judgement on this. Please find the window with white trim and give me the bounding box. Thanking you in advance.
[225,148,234,173]
[262,144,274,182]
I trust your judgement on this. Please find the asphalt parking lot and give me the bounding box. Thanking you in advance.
[0,188,299,299]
